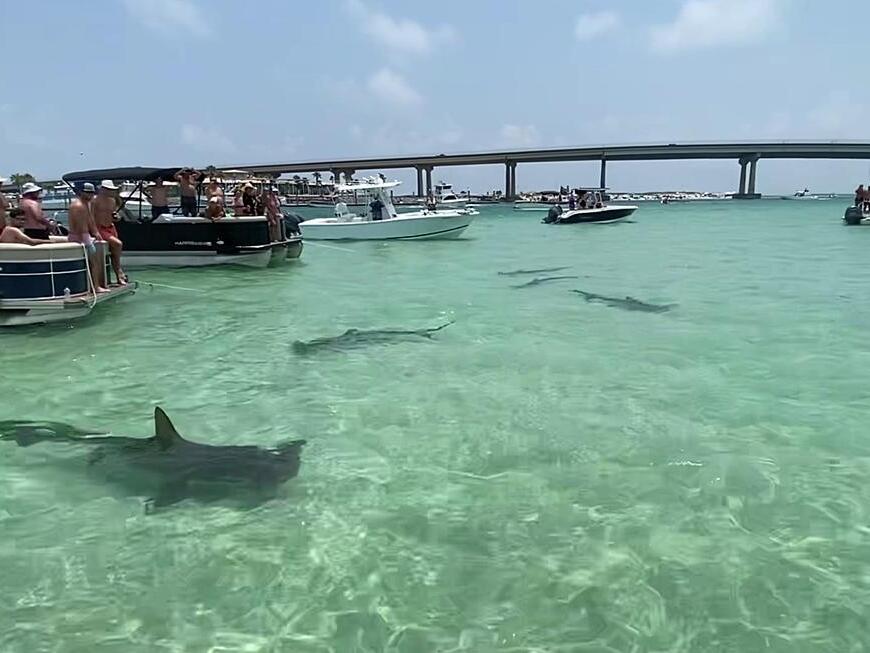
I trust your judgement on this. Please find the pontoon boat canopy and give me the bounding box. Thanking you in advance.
[62,167,182,184]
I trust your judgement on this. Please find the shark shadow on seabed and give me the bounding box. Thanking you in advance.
[0,408,306,513]
[292,321,454,355]
[511,275,579,289]
[497,266,571,276]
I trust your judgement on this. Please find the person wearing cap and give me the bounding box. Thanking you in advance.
[92,180,127,285]
[68,183,108,293]
[19,181,57,239]
[174,167,201,217]
[147,177,170,219]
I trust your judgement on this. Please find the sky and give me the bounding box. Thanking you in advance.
[2,0,870,193]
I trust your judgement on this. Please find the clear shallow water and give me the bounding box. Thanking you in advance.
[2,199,870,652]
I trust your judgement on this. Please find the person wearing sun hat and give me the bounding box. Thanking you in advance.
[92,179,127,285]
[19,181,57,239]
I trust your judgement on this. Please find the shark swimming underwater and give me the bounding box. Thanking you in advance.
[571,290,676,313]
[0,408,306,511]
[292,320,454,354]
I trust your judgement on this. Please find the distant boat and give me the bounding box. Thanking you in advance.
[542,189,637,225]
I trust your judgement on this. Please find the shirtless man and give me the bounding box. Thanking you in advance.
[0,176,8,228]
[19,182,57,239]
[175,167,201,216]
[93,180,127,284]
[205,177,224,205]
[68,183,108,292]
[148,177,170,219]
[0,208,52,245]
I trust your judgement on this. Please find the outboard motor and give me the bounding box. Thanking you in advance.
[543,204,562,224]
[844,205,863,226]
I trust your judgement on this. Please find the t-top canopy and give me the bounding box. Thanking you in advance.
[62,167,183,184]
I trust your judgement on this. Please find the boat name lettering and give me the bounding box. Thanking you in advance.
[174,241,212,246]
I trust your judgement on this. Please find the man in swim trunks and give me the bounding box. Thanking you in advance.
[148,177,170,219]
[175,168,201,216]
[93,180,127,285]
[0,208,52,245]
[19,182,57,239]
[68,183,107,292]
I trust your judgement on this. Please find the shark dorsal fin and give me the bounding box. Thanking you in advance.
[154,407,185,449]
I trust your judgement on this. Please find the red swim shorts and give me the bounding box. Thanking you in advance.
[98,223,119,241]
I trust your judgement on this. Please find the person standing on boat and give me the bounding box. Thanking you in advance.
[148,177,170,219]
[206,177,224,206]
[174,168,201,217]
[855,184,864,207]
[0,177,8,229]
[19,182,57,239]
[242,182,258,216]
[264,186,282,240]
[68,183,108,293]
[93,180,127,285]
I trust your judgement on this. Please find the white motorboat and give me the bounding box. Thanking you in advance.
[431,181,470,209]
[543,189,637,225]
[299,177,476,241]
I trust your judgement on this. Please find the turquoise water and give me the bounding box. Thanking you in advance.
[3,200,870,652]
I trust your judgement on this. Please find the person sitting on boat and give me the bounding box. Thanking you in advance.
[174,167,200,217]
[93,180,127,285]
[19,182,57,239]
[264,186,282,239]
[147,177,170,220]
[205,196,226,220]
[68,183,108,293]
[0,208,53,245]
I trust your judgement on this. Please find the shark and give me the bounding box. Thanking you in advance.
[511,275,579,289]
[571,290,676,313]
[292,321,454,354]
[0,407,306,511]
[498,266,571,276]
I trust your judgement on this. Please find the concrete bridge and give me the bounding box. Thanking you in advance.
[224,141,870,199]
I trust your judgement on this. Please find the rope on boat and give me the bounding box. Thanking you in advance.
[303,241,357,253]
[140,280,207,293]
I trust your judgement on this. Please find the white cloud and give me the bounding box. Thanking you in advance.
[575,11,620,41]
[180,124,235,153]
[650,0,780,53]
[123,0,211,38]
[500,124,539,148]
[367,69,422,107]
[346,0,455,55]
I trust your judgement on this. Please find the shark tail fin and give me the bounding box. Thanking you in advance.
[154,407,185,449]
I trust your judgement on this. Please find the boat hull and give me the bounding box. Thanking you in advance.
[0,242,137,326]
[300,212,474,241]
[117,216,278,268]
[553,206,637,224]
